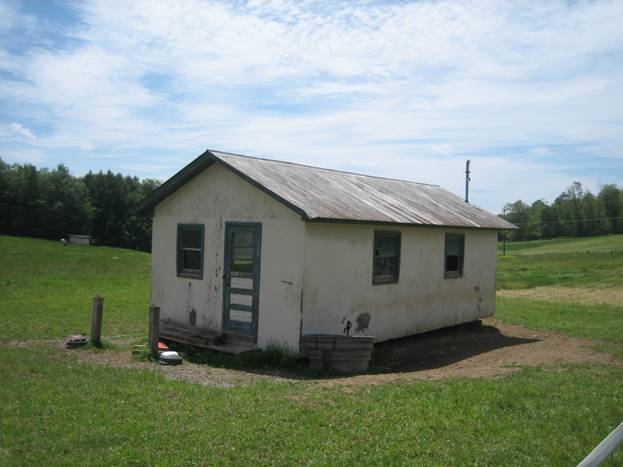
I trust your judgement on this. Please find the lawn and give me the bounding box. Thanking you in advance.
[497,234,623,289]
[0,236,622,465]
[496,234,623,358]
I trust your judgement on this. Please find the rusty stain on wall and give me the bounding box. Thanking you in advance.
[355,312,371,332]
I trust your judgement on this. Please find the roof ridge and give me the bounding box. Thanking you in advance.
[207,148,440,187]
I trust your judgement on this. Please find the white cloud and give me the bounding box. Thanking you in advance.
[0,0,622,211]
[0,123,37,141]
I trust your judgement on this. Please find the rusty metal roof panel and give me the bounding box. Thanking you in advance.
[211,150,517,230]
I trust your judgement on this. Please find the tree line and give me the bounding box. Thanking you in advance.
[0,158,159,250]
[1,158,621,248]
[500,182,623,241]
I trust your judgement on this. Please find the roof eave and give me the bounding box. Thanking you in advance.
[129,149,311,220]
[307,217,517,230]
[129,150,216,216]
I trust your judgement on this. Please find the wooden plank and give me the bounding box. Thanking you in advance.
[159,322,257,354]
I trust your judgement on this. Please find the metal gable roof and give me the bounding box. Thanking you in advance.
[131,149,517,230]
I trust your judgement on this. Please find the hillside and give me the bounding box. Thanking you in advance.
[0,235,621,465]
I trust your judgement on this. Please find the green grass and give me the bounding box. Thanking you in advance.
[495,235,623,356]
[1,235,623,465]
[1,347,621,466]
[0,236,150,341]
[497,250,623,289]
[497,235,623,290]
[498,233,623,255]
[496,297,623,358]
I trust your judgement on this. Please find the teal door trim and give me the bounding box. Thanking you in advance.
[222,222,262,337]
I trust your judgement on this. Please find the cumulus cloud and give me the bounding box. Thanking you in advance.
[0,0,622,211]
[0,123,37,141]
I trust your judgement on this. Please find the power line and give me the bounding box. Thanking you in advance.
[509,216,623,227]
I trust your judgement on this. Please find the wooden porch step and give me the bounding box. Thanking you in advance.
[159,320,258,355]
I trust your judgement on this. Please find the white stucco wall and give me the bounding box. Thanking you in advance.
[301,223,498,342]
[151,163,305,352]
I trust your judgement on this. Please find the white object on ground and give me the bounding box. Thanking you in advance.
[159,350,182,365]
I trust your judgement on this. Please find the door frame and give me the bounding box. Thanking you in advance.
[222,221,262,338]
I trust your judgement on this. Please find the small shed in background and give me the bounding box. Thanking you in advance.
[68,234,92,245]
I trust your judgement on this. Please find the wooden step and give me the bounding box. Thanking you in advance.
[159,320,258,354]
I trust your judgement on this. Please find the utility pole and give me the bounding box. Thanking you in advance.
[502,206,507,256]
[465,160,471,203]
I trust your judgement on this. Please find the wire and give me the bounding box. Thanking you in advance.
[509,216,623,227]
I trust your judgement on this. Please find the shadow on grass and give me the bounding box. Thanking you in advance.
[161,320,538,380]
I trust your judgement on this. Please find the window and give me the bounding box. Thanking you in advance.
[444,233,465,278]
[177,224,204,279]
[373,231,401,284]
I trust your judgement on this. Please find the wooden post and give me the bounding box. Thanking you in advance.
[149,306,160,358]
[90,295,104,347]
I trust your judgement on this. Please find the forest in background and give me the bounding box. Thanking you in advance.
[0,158,159,251]
[501,181,623,241]
[1,158,622,248]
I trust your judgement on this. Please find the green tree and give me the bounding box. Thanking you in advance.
[0,158,11,233]
[0,159,158,250]
[41,164,94,239]
[503,201,531,241]
[580,191,606,236]
[540,204,560,238]
[598,184,622,234]
[554,182,584,237]
[11,164,45,237]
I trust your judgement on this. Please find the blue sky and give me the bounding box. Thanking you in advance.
[1,0,622,213]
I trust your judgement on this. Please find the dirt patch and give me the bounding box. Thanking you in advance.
[70,348,292,388]
[58,319,621,388]
[498,286,623,306]
[314,319,620,387]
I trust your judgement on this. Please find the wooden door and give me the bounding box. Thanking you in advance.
[222,223,261,336]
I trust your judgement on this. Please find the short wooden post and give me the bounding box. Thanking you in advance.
[149,306,160,358]
[90,295,104,347]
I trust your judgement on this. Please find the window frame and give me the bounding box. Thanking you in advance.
[372,230,401,285]
[444,233,465,279]
[176,223,205,279]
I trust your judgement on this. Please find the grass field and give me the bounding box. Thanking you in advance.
[497,234,623,358]
[1,235,622,465]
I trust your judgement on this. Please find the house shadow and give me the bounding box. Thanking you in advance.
[367,320,538,374]
[182,320,539,380]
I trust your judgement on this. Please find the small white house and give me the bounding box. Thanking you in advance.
[132,149,516,354]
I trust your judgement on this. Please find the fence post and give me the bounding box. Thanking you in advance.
[149,306,160,358]
[90,295,104,347]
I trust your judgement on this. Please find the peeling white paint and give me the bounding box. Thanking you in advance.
[301,223,497,342]
[151,163,305,352]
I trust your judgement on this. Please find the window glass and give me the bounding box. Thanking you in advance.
[181,227,202,249]
[373,231,401,284]
[233,231,254,247]
[182,249,202,271]
[177,224,204,278]
[444,233,465,278]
